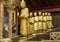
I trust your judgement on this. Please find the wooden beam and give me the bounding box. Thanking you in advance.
[39,8,60,12]
[30,6,60,11]
[30,8,60,12]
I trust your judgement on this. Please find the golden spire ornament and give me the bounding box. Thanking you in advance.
[20,0,26,8]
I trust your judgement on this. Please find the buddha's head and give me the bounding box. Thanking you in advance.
[48,13,51,16]
[34,12,37,16]
[39,12,41,15]
[45,12,48,16]
[42,13,45,16]
[30,12,33,17]
[20,0,26,8]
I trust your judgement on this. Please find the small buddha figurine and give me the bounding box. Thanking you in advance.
[38,12,43,33]
[29,12,34,24]
[29,12,34,34]
[44,12,48,31]
[39,12,43,21]
[42,12,47,33]
[34,12,39,33]
[47,13,53,30]
[20,0,29,36]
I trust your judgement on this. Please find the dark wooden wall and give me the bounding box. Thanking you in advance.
[52,12,60,28]
[25,0,60,11]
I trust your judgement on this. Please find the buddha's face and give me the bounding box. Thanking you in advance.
[42,13,45,16]
[34,12,37,16]
[48,13,51,16]
[45,12,47,15]
[30,13,33,16]
[39,12,41,15]
[20,0,26,8]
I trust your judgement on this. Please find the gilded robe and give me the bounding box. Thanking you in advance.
[43,16,47,30]
[47,16,53,29]
[34,16,39,30]
[20,8,29,36]
[39,15,43,30]
[29,16,34,34]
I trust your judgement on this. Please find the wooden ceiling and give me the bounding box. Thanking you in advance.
[25,0,60,12]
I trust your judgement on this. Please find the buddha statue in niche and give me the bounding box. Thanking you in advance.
[20,0,29,36]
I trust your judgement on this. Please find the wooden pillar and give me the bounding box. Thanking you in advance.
[14,10,16,24]
[0,2,4,38]
[13,10,18,35]
[16,11,19,35]
[8,9,13,38]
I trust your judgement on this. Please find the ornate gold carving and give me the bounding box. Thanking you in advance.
[50,32,60,40]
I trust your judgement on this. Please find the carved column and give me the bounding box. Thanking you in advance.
[0,2,4,38]
[16,11,19,35]
[8,9,13,38]
[13,10,18,35]
[14,10,16,24]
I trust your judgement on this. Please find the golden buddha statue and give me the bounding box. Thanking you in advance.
[20,0,29,36]
[29,12,34,34]
[44,12,48,31]
[42,12,47,32]
[34,12,39,33]
[47,13,53,31]
[38,12,43,33]
[29,12,34,24]
[39,12,43,21]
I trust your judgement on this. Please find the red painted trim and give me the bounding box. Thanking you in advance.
[29,6,60,12]
[30,7,60,12]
